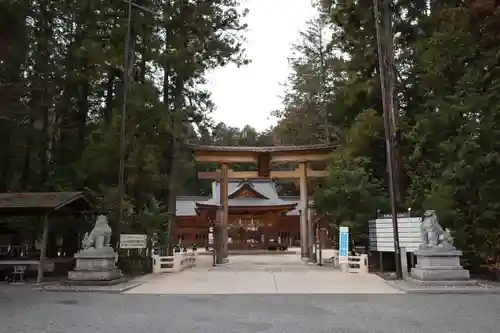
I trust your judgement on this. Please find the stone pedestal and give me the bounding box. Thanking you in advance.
[411,247,476,285]
[68,247,122,282]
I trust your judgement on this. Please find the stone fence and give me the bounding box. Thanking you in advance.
[152,252,197,274]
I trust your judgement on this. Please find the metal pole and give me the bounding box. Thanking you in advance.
[116,0,133,248]
[373,0,402,279]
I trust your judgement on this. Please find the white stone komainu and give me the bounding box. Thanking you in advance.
[68,215,122,282]
[410,211,474,285]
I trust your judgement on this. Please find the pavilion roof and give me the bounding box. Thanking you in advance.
[0,191,93,215]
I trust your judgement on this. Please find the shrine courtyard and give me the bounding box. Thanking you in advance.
[126,251,400,294]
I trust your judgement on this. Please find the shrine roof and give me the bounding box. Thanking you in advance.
[189,143,336,153]
[197,179,296,210]
[175,180,302,216]
[212,179,280,202]
[176,196,210,217]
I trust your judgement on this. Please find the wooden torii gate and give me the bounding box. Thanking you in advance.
[191,144,334,263]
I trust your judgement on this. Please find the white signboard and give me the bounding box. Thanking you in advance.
[369,217,422,253]
[120,234,147,249]
[338,226,349,264]
[208,227,214,245]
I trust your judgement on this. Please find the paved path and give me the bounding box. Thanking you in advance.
[126,252,400,294]
[1,288,499,333]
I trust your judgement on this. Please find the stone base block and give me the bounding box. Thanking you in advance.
[411,247,472,283]
[414,249,463,269]
[64,276,130,287]
[74,258,116,271]
[411,267,470,281]
[68,269,122,282]
[73,248,117,272]
[407,277,478,287]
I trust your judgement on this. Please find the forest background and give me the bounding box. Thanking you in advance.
[1,0,499,274]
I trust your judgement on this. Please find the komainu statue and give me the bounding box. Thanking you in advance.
[82,215,112,250]
[420,210,455,249]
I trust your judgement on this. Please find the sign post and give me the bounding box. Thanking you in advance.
[339,226,349,273]
[369,216,422,252]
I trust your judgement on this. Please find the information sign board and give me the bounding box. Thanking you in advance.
[339,226,349,264]
[120,234,147,249]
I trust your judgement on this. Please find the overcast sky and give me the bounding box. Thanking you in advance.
[204,0,317,132]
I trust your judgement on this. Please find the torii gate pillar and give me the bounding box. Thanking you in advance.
[298,162,308,260]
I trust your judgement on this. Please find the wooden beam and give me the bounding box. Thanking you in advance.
[258,153,270,177]
[194,151,331,164]
[270,153,330,164]
[198,169,327,180]
[194,153,258,163]
[37,213,49,284]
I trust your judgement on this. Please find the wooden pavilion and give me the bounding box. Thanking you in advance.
[0,192,93,283]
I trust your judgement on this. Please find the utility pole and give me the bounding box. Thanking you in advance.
[116,0,133,248]
[117,0,159,248]
[317,13,330,143]
[373,0,402,280]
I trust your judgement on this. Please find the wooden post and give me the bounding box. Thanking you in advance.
[409,251,415,268]
[299,162,308,260]
[379,251,384,272]
[220,163,229,261]
[317,223,323,266]
[37,214,49,284]
[215,207,223,264]
[400,247,408,279]
[307,204,315,262]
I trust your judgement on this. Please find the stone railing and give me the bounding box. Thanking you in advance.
[152,252,197,274]
[347,254,369,274]
[328,251,369,274]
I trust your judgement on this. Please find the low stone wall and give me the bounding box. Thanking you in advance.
[152,252,197,274]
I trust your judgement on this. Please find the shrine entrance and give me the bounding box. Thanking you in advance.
[228,216,264,250]
[194,179,300,252]
[190,144,334,265]
[227,214,293,251]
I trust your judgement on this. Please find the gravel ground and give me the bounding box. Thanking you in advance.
[1,287,499,333]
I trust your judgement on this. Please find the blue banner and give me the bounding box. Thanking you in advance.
[339,226,349,263]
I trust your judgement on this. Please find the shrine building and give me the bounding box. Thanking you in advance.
[174,179,303,250]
